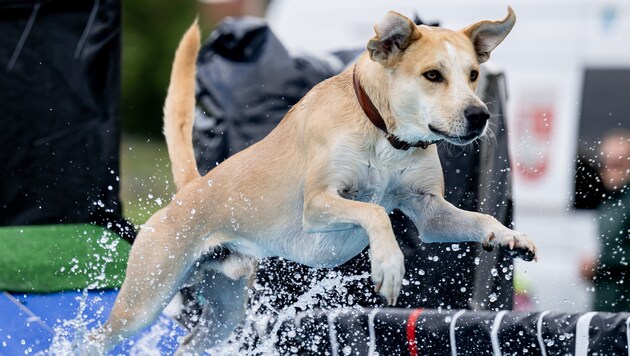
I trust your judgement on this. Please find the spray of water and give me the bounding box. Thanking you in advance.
[213,270,370,355]
[45,251,371,355]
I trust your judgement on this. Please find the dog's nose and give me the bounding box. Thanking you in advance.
[465,106,490,131]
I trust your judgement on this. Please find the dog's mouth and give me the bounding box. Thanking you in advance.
[428,125,483,145]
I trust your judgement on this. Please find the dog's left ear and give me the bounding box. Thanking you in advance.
[462,6,516,63]
[368,11,421,66]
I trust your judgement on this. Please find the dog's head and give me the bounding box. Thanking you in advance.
[367,7,515,145]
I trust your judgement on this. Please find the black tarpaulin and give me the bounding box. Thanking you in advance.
[193,16,344,173]
[0,0,132,240]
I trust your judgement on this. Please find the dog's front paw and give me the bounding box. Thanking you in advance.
[370,247,405,306]
[482,228,537,262]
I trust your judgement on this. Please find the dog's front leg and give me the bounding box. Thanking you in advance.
[399,192,537,261]
[303,190,405,305]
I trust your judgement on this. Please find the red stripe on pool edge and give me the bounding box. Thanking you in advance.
[406,308,424,356]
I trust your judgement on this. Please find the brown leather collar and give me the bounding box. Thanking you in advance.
[352,65,437,150]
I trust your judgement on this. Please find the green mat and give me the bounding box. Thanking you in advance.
[0,224,131,292]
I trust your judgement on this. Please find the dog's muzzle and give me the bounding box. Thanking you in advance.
[429,106,490,145]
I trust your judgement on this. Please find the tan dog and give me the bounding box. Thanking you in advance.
[90,7,536,354]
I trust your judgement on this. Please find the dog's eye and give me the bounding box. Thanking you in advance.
[470,70,479,82]
[423,70,443,83]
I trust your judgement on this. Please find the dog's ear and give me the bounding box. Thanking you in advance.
[368,11,421,66]
[462,6,516,63]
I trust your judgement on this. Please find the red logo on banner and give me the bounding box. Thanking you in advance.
[515,105,554,181]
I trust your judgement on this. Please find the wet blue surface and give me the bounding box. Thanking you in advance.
[0,290,185,355]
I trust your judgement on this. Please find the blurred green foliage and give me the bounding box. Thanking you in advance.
[120,135,174,225]
[119,2,199,223]
[121,1,198,136]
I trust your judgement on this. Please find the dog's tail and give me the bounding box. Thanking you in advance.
[163,19,202,191]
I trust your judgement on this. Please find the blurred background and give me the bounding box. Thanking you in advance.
[119,0,269,224]
[118,0,194,225]
[120,0,630,312]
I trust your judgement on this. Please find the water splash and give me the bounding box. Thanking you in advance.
[213,270,370,355]
[47,289,102,356]
[44,260,371,355]
[129,317,182,356]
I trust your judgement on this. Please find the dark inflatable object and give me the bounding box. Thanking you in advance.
[275,308,630,355]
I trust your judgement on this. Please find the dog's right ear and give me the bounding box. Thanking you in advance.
[368,11,421,66]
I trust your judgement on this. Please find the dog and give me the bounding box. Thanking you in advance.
[89,7,536,354]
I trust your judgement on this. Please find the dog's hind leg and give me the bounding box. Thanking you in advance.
[176,259,254,355]
[89,207,213,352]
